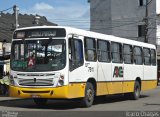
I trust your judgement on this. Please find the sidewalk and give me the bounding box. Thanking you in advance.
[0,96,19,101]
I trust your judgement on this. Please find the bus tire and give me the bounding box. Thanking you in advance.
[81,82,95,107]
[131,81,141,100]
[33,98,48,106]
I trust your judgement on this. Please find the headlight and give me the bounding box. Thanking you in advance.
[58,74,64,86]
[9,75,15,86]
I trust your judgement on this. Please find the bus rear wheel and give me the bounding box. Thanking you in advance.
[33,98,48,106]
[132,81,141,100]
[125,81,140,100]
[81,82,95,107]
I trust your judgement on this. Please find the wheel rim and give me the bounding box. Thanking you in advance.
[135,86,140,98]
[87,88,94,102]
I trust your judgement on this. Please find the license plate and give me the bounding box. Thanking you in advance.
[31,94,41,98]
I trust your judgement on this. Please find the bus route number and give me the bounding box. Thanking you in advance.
[88,67,94,72]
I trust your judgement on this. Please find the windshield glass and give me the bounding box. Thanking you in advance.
[11,39,66,72]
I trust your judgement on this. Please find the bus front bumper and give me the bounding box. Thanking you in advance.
[9,84,85,99]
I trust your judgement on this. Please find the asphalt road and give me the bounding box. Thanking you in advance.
[0,86,160,117]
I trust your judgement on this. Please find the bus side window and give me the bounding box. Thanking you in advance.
[143,48,151,65]
[123,44,133,64]
[97,39,110,62]
[84,37,97,61]
[111,42,122,63]
[151,49,156,66]
[69,38,84,71]
[133,46,143,65]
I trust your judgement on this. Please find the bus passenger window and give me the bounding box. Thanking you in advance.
[69,38,83,71]
[84,37,97,61]
[151,49,156,66]
[97,40,110,62]
[143,48,151,65]
[123,44,132,64]
[133,46,143,65]
[111,42,122,63]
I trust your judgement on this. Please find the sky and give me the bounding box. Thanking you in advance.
[0,0,160,30]
[0,0,90,30]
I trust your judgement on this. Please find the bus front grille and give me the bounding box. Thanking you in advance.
[18,78,54,86]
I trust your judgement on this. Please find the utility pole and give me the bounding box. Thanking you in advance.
[13,5,19,29]
[144,0,148,43]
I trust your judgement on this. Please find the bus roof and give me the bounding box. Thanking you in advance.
[15,26,156,49]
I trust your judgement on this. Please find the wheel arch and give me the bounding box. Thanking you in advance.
[87,77,97,96]
[135,77,142,90]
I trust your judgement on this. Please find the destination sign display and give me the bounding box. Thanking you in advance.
[28,30,56,38]
[13,28,66,39]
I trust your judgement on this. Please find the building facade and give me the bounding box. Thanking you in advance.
[89,0,157,45]
[157,14,160,49]
[157,14,160,70]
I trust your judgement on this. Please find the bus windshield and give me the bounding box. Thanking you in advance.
[11,39,66,72]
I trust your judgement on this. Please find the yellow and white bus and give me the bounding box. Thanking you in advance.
[9,26,157,107]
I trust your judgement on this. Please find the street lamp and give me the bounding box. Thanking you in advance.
[33,15,40,25]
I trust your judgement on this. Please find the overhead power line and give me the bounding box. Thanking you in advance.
[0,6,13,13]
[147,0,154,6]
[91,20,142,30]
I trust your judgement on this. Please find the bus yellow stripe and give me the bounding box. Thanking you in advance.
[141,80,157,91]
[9,80,157,99]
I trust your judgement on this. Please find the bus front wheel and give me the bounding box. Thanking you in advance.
[81,82,95,107]
[125,81,140,100]
[33,98,48,106]
[132,81,141,100]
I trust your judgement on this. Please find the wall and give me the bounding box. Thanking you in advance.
[90,0,112,35]
[90,0,157,45]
